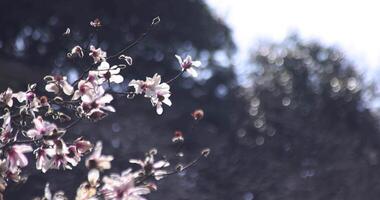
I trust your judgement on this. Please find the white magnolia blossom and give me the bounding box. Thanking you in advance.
[46,140,79,171]
[89,45,107,64]
[175,55,201,77]
[45,75,74,96]
[72,75,98,101]
[80,85,115,120]
[129,153,169,180]
[85,141,113,171]
[101,169,151,200]
[6,144,33,173]
[26,116,58,139]
[129,73,171,115]
[91,61,124,84]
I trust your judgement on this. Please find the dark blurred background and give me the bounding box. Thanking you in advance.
[1,0,380,200]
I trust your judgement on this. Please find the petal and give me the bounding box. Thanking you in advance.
[62,81,74,95]
[98,61,110,71]
[12,92,26,102]
[45,83,59,94]
[109,75,124,84]
[156,104,163,115]
[97,94,113,104]
[186,67,198,78]
[26,129,39,138]
[192,60,202,67]
[163,98,172,106]
[175,55,182,64]
[153,160,169,168]
[72,90,81,100]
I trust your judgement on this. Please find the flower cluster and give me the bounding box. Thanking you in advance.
[0,17,207,200]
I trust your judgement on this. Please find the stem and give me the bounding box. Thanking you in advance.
[65,118,81,130]
[166,71,184,84]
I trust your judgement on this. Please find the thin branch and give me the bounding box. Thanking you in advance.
[106,19,159,60]
[166,71,184,84]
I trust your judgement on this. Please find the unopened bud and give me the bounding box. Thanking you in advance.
[201,148,210,157]
[191,109,204,120]
[176,164,184,172]
[152,16,160,25]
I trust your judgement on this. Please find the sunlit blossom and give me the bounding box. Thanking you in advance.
[175,55,201,77]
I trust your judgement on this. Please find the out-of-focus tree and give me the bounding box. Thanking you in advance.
[234,35,380,200]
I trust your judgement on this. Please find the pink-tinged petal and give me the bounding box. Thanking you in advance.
[15,144,33,153]
[26,129,40,138]
[17,154,28,167]
[81,94,93,104]
[175,55,182,64]
[97,94,113,104]
[45,83,59,94]
[129,187,151,195]
[192,60,202,67]
[33,116,45,130]
[61,81,74,95]
[186,67,198,77]
[6,99,13,107]
[109,75,124,84]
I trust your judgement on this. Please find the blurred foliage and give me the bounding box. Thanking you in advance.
[234,35,380,200]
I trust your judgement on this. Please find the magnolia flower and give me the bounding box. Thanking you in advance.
[45,75,74,96]
[130,153,169,180]
[75,169,99,200]
[73,137,93,154]
[0,112,12,143]
[101,169,151,200]
[80,86,115,120]
[46,140,78,170]
[129,73,169,97]
[175,55,201,77]
[0,88,14,107]
[91,61,124,84]
[26,116,58,139]
[85,141,113,171]
[34,147,53,173]
[89,45,106,63]
[72,76,97,101]
[129,74,171,114]
[150,89,171,115]
[6,144,33,173]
